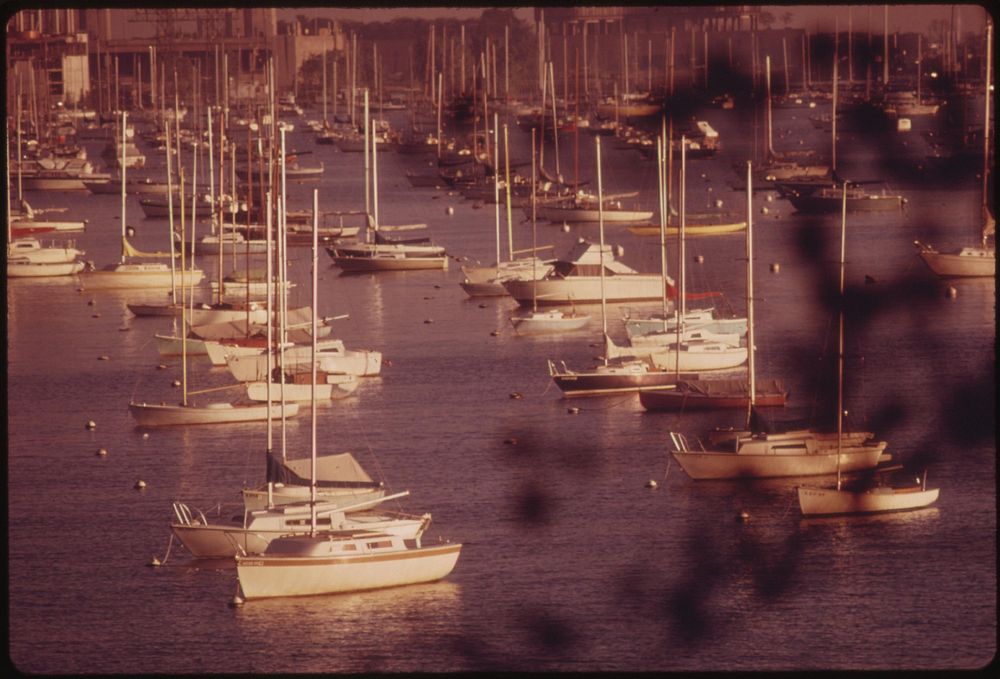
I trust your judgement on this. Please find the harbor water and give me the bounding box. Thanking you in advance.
[7,98,996,672]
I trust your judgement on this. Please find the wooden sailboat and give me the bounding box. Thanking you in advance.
[914,20,995,278]
[797,186,939,515]
[80,111,204,290]
[639,162,788,411]
[510,129,591,334]
[666,183,886,480]
[233,204,460,601]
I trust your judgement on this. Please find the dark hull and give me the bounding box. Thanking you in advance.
[639,378,787,411]
[552,372,679,397]
[786,194,903,214]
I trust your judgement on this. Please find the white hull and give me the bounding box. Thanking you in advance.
[187,306,269,327]
[504,275,663,305]
[624,312,748,340]
[671,446,885,479]
[80,264,204,290]
[536,206,654,223]
[154,334,215,357]
[172,510,429,559]
[211,279,293,298]
[245,375,358,402]
[510,310,591,334]
[797,484,939,516]
[235,541,461,600]
[227,342,382,380]
[626,343,749,372]
[128,400,300,426]
[10,218,87,233]
[7,259,84,277]
[203,341,269,366]
[916,247,995,278]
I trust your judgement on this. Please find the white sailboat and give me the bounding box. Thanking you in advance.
[616,137,748,373]
[128,186,298,427]
[510,129,591,334]
[667,176,886,480]
[796,185,939,515]
[171,491,429,559]
[914,20,995,278]
[80,111,204,290]
[234,195,460,601]
[461,117,552,298]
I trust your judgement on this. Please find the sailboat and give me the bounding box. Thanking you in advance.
[233,201,461,601]
[666,182,886,480]
[914,20,995,278]
[242,191,359,402]
[128,170,299,426]
[6,120,86,277]
[328,91,447,272]
[795,185,939,515]
[80,111,204,290]
[172,490,429,559]
[546,136,679,397]
[461,118,553,298]
[639,162,788,411]
[614,137,749,374]
[510,129,591,334]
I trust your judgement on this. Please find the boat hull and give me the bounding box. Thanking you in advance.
[639,379,788,410]
[916,247,995,277]
[235,542,462,600]
[7,260,84,277]
[671,446,885,480]
[797,485,939,516]
[128,401,300,426]
[80,265,204,290]
[504,276,664,305]
[537,206,654,223]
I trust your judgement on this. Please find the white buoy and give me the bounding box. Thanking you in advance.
[947,286,957,298]
[738,510,750,522]
[87,299,96,306]
[509,392,523,400]
[171,379,182,387]
[567,406,580,414]
[134,480,147,490]
[96,447,108,456]
[695,255,704,264]
[149,557,161,567]
[230,594,245,607]
[86,420,97,430]
[446,206,454,215]
[157,364,168,370]
[561,223,570,232]
[98,355,110,361]
[646,479,658,489]
[478,303,488,309]
[766,194,774,202]
[490,330,500,336]
[715,199,723,208]
[142,432,150,439]
[423,319,433,324]
[770,263,780,273]
[761,206,769,214]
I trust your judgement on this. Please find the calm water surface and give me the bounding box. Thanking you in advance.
[7,100,996,672]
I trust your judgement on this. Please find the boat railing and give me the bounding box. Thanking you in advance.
[172,501,209,527]
[668,431,689,453]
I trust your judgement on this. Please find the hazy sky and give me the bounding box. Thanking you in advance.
[279,5,989,34]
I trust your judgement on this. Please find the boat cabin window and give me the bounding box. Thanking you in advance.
[366,540,394,550]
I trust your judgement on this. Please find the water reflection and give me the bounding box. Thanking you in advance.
[233,581,463,672]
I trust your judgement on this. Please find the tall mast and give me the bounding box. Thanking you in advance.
[493,113,500,274]
[982,19,992,241]
[119,111,127,264]
[530,129,538,313]
[836,181,848,491]
[310,188,319,535]
[596,136,607,366]
[745,161,756,427]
